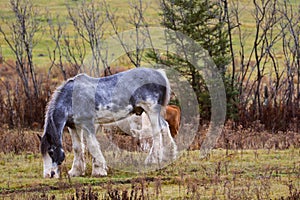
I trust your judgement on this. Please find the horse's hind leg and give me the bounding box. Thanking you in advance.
[145,105,177,164]
[82,123,107,176]
[160,118,177,161]
[68,128,86,177]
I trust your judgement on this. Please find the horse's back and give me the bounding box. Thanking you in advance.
[62,67,170,124]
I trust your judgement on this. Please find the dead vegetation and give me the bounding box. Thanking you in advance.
[1,120,300,155]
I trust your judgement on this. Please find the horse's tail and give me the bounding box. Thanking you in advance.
[157,69,171,115]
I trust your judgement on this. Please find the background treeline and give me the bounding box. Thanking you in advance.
[0,0,299,133]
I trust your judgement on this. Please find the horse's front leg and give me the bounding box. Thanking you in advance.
[68,128,86,177]
[83,124,107,176]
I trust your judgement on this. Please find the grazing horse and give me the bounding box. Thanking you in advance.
[40,67,177,178]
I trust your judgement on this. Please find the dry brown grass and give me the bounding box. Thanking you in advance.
[1,120,299,155]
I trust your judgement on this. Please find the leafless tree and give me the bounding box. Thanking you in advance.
[0,0,42,99]
[222,0,237,89]
[105,0,153,68]
[67,0,107,76]
[251,0,283,118]
[0,0,46,128]
[47,13,85,80]
[279,0,300,108]
[225,0,300,130]
[47,14,67,80]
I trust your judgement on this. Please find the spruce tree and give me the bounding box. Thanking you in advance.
[150,0,230,120]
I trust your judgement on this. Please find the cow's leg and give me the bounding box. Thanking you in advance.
[68,127,86,177]
[83,122,107,176]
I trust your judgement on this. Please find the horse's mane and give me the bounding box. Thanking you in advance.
[44,83,63,129]
[44,76,75,132]
[41,80,68,154]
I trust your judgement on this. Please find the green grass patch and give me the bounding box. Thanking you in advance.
[0,148,299,199]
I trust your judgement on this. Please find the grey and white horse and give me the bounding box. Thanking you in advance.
[40,67,177,178]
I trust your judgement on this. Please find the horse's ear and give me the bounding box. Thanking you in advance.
[37,134,42,141]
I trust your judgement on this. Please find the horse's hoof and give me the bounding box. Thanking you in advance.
[91,169,107,177]
[68,170,85,177]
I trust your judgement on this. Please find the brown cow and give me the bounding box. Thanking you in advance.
[165,105,181,138]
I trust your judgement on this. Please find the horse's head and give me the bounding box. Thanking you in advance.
[40,133,65,178]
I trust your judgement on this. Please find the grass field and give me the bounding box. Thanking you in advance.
[0,147,299,199]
